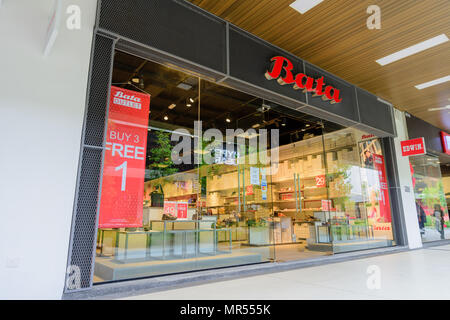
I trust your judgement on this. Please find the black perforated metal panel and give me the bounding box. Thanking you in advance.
[65,34,115,292]
[99,0,227,74]
[356,88,395,136]
[84,35,115,147]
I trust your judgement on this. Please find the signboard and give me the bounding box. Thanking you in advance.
[250,167,260,185]
[261,181,268,201]
[315,175,326,187]
[177,202,188,220]
[441,131,450,155]
[164,201,188,219]
[245,185,254,196]
[265,56,342,104]
[400,137,426,156]
[164,201,177,218]
[98,86,150,228]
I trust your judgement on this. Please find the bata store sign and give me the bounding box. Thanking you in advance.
[400,137,426,156]
[265,56,343,104]
[98,86,151,228]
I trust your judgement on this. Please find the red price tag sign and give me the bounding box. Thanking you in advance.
[98,86,150,228]
[315,175,326,187]
[164,201,177,217]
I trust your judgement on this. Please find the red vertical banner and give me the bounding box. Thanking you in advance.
[373,154,392,223]
[98,86,150,228]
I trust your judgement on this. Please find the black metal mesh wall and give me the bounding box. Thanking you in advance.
[65,34,115,292]
[99,0,227,74]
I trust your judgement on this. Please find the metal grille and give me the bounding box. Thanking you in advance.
[65,34,115,292]
[84,35,115,147]
[99,0,227,74]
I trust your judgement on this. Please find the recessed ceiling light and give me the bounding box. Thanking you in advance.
[176,83,193,90]
[376,34,449,66]
[290,0,324,14]
[305,124,310,127]
[168,103,176,109]
[428,105,450,112]
[415,75,450,90]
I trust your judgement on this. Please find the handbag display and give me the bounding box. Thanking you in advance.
[151,184,164,207]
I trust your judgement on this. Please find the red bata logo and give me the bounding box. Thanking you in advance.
[265,56,342,104]
[113,90,142,110]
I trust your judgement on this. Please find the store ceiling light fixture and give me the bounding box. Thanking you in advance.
[176,82,193,90]
[163,115,169,121]
[415,75,450,90]
[168,103,176,110]
[428,105,450,112]
[289,0,324,14]
[376,34,449,66]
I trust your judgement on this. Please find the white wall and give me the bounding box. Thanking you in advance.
[392,109,423,249]
[0,0,97,299]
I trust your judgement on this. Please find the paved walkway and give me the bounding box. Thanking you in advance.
[122,244,450,300]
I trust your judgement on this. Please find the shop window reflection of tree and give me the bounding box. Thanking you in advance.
[147,131,179,201]
[329,165,353,215]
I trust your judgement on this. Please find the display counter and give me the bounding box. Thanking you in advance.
[113,220,232,262]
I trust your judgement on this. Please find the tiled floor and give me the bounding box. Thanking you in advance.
[121,244,450,300]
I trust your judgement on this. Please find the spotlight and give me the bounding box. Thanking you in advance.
[305,123,310,127]
[131,76,140,84]
[187,103,192,107]
[281,118,287,127]
[189,98,195,103]
[164,115,169,121]
[226,118,231,123]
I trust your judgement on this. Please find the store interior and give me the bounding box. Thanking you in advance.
[410,155,450,242]
[94,51,396,283]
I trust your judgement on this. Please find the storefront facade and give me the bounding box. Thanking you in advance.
[405,113,450,243]
[65,0,411,292]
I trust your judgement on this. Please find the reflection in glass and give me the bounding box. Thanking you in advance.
[411,155,450,242]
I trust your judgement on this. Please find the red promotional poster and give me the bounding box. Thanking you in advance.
[164,201,177,218]
[373,154,392,223]
[98,86,150,228]
[177,202,188,219]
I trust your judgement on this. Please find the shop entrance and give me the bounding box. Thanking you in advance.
[93,51,395,283]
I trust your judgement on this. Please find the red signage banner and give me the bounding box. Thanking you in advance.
[373,154,392,223]
[400,137,426,156]
[98,86,150,228]
[441,131,450,155]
